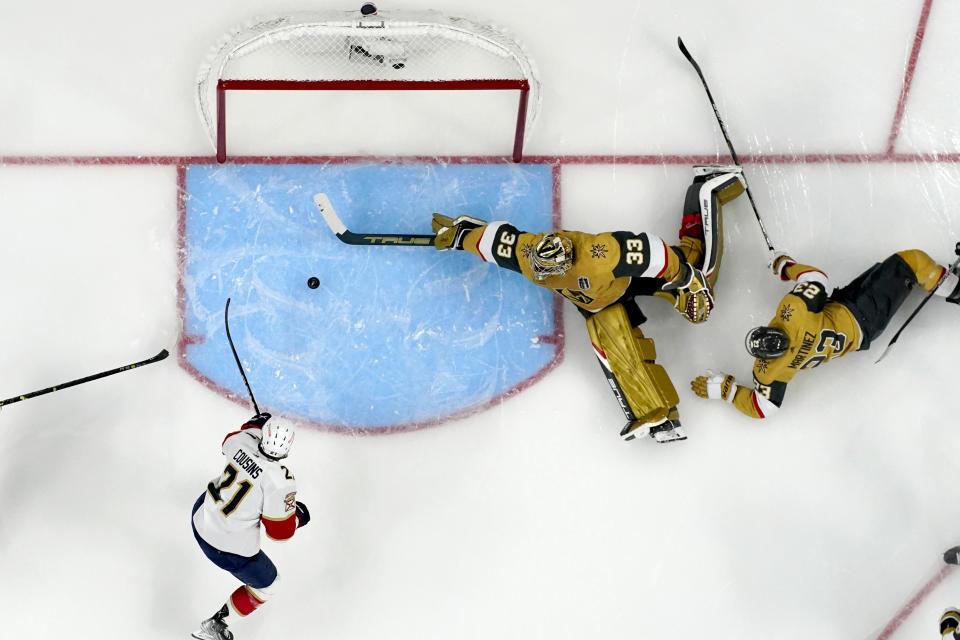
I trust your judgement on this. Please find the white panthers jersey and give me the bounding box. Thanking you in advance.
[193,425,298,557]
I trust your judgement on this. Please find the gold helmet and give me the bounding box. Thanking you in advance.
[531,233,574,281]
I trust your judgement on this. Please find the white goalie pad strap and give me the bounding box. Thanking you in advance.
[475,221,508,263]
[796,269,831,291]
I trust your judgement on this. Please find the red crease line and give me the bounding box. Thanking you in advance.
[886,0,934,155]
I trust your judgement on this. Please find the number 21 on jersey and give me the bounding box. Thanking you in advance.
[208,463,252,517]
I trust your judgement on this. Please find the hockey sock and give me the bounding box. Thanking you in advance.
[229,585,266,616]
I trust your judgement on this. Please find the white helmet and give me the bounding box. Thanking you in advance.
[259,421,295,460]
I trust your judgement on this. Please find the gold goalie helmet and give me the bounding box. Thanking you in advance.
[531,233,574,281]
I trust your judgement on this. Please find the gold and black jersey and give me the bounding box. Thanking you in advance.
[461,222,688,313]
[729,262,863,418]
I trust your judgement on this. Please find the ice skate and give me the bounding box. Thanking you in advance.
[692,164,742,179]
[191,613,234,640]
[619,419,652,441]
[939,242,960,305]
[620,410,686,443]
[649,420,687,443]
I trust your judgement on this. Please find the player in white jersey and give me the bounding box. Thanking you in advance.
[190,412,309,640]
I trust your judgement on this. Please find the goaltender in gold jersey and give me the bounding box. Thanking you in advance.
[691,248,960,418]
[432,165,745,443]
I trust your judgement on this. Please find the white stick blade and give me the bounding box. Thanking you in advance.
[313,193,347,235]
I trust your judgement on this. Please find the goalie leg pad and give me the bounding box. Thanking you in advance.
[586,305,680,428]
[697,173,744,285]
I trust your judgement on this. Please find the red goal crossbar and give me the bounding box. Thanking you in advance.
[216,78,531,163]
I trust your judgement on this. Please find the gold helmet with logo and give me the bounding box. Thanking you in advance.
[531,233,574,282]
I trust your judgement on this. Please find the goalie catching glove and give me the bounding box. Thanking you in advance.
[663,262,714,323]
[690,373,737,403]
[432,213,487,251]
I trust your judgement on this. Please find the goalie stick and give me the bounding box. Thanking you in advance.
[874,241,960,364]
[677,37,776,254]
[0,348,169,408]
[224,298,261,413]
[314,193,435,246]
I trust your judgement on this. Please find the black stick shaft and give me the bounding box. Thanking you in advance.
[677,37,775,253]
[224,298,260,413]
[0,349,169,407]
[336,230,435,246]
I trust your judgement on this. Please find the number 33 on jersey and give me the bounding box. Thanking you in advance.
[466,222,676,313]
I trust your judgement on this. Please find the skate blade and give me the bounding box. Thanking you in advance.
[619,421,653,442]
[651,425,687,443]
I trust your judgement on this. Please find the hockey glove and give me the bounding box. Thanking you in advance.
[945,545,960,565]
[941,609,960,638]
[769,251,797,281]
[246,412,272,428]
[663,263,714,323]
[432,213,486,251]
[691,373,737,403]
[295,501,311,528]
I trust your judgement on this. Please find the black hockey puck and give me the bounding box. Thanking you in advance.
[307,277,320,289]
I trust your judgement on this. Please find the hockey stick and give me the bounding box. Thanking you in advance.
[0,348,169,408]
[314,193,435,246]
[224,298,260,413]
[874,242,960,364]
[677,37,775,253]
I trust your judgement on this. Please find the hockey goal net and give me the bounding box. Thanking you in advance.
[196,8,541,162]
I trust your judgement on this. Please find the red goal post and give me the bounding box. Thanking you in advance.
[196,9,541,162]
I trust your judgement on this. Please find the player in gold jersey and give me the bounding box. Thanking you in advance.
[691,248,960,418]
[432,165,746,442]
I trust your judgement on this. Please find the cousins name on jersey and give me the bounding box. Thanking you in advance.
[233,449,262,479]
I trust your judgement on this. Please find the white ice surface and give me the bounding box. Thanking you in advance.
[2,1,960,639]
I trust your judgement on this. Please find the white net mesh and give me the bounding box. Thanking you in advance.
[196,8,541,154]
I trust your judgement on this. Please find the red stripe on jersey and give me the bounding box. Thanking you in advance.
[654,240,669,278]
[262,513,297,541]
[751,392,766,419]
[472,231,484,260]
[230,585,265,616]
